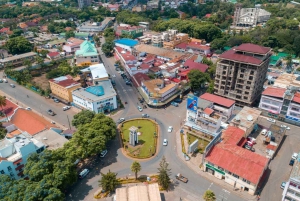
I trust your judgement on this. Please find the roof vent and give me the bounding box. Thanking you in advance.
[247,115,253,121]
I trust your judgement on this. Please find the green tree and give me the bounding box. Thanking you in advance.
[203,190,216,201]
[65,31,75,39]
[102,42,114,57]
[293,35,300,56]
[0,95,7,120]
[131,161,141,180]
[72,110,95,127]
[5,36,32,54]
[157,156,171,190]
[210,38,227,50]
[0,122,7,139]
[36,56,44,66]
[10,29,23,38]
[187,70,210,92]
[98,170,119,193]
[23,59,32,69]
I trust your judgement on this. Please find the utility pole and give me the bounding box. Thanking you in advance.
[67,115,71,129]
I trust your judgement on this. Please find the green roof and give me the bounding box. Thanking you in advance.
[48,38,66,45]
[75,40,98,57]
[278,52,296,59]
[270,55,281,66]
[224,46,231,51]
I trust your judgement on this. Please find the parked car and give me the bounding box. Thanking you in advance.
[163,139,168,146]
[244,144,255,152]
[47,109,55,116]
[100,150,107,158]
[126,81,132,86]
[10,84,15,88]
[261,129,267,135]
[25,107,31,111]
[171,101,179,107]
[176,173,188,183]
[174,98,182,103]
[281,125,291,130]
[137,106,143,112]
[0,79,3,83]
[142,114,149,118]
[79,169,90,179]
[168,126,173,132]
[292,153,298,160]
[289,159,295,166]
[3,79,7,83]
[53,98,59,103]
[117,118,125,124]
[63,106,71,111]
[267,118,276,123]
[281,182,286,189]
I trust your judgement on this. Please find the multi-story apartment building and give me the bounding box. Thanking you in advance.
[49,75,81,103]
[214,43,271,106]
[75,40,99,67]
[78,0,91,9]
[282,156,300,201]
[163,33,189,49]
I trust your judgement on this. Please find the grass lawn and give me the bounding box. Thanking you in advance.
[187,133,210,153]
[121,119,156,158]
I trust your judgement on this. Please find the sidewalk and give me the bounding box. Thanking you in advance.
[175,129,258,201]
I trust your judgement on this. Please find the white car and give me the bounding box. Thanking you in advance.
[112,74,116,78]
[168,126,173,133]
[25,107,31,111]
[292,153,298,160]
[267,118,276,123]
[117,118,125,124]
[163,139,168,146]
[100,150,108,158]
[281,125,291,130]
[63,106,71,111]
[261,129,267,135]
[137,106,143,112]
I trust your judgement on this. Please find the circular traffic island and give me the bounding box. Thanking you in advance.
[119,119,158,159]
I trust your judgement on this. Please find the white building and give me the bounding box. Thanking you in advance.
[0,132,44,180]
[282,156,300,201]
[81,63,109,85]
[72,80,117,113]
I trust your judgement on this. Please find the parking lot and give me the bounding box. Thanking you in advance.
[257,116,299,201]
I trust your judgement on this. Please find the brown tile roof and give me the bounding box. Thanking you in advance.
[235,43,271,54]
[262,87,286,99]
[219,49,263,65]
[49,75,80,88]
[10,109,56,135]
[2,99,18,117]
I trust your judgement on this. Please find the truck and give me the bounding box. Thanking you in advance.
[175,173,188,183]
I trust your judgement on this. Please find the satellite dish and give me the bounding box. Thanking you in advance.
[247,115,253,121]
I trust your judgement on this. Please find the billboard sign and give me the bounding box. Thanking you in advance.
[186,94,198,112]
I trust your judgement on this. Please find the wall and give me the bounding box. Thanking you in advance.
[259,95,283,114]
[50,82,81,102]
[76,55,99,66]
[115,43,134,52]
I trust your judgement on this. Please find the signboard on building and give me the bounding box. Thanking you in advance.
[286,115,300,122]
[186,94,198,112]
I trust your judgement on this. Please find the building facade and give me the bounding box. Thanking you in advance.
[0,52,36,68]
[214,43,271,106]
[282,157,300,201]
[49,75,81,103]
[72,80,117,113]
[75,40,99,67]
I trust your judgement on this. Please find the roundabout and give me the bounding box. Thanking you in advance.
[119,118,159,159]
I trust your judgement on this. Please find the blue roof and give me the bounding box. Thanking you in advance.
[86,86,105,96]
[115,38,138,47]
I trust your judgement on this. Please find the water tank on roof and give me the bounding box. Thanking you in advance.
[247,115,253,121]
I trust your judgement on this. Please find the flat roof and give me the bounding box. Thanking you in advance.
[231,106,261,129]
[274,73,300,89]
[89,63,108,80]
[0,52,36,63]
[72,80,116,102]
[32,129,69,150]
[116,183,161,201]
[200,93,235,108]
[134,44,186,60]
[115,38,138,47]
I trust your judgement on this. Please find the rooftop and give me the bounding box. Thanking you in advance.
[0,52,36,63]
[116,183,161,201]
[47,52,60,57]
[181,59,209,73]
[10,108,57,135]
[132,72,150,87]
[200,93,235,108]
[134,44,186,60]
[273,73,300,89]
[32,129,68,150]
[115,38,139,47]
[235,43,271,54]
[75,40,98,57]
[219,49,263,65]
[292,92,300,104]
[49,75,80,88]
[89,63,108,80]
[72,80,116,102]
[205,126,269,184]
[231,106,261,129]
[262,87,286,99]
[1,99,18,118]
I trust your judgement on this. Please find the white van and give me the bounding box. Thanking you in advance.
[261,129,267,136]
[79,169,89,179]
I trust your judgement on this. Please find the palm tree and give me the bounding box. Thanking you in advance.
[98,170,119,193]
[203,190,216,201]
[131,161,141,180]
[0,96,7,119]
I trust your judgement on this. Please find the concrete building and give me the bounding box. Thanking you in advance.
[141,79,179,104]
[63,37,84,55]
[163,33,189,50]
[49,75,81,103]
[78,0,91,9]
[233,4,271,27]
[282,156,300,201]
[116,25,144,39]
[80,63,109,86]
[72,80,117,113]
[75,40,99,67]
[114,38,139,52]
[0,52,37,68]
[204,126,269,195]
[77,18,114,32]
[116,183,161,201]
[214,43,271,106]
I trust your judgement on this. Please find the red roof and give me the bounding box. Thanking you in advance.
[0,27,9,33]
[49,75,80,88]
[262,87,286,99]
[205,14,211,18]
[205,127,269,184]
[293,92,300,104]
[11,109,57,135]
[200,93,235,108]
[203,107,214,115]
[235,43,271,54]
[140,63,150,70]
[183,59,209,73]
[47,52,60,57]
[132,73,150,87]
[175,42,188,50]
[2,99,18,117]
[187,42,210,50]
[219,49,263,65]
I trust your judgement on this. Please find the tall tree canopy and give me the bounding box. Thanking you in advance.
[5,36,32,55]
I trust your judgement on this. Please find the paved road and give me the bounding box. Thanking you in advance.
[66,44,245,201]
[0,71,77,129]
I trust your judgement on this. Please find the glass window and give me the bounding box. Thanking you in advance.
[0,170,4,174]
[232,174,239,179]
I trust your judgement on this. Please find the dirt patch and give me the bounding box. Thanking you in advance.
[32,74,49,91]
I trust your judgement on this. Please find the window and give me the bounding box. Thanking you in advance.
[7,166,12,171]
[0,170,4,174]
[16,163,20,166]
[292,107,300,112]
[218,166,224,171]
[232,173,239,179]
[242,178,250,184]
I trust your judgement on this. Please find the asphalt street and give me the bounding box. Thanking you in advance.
[0,71,77,129]
[65,44,245,201]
